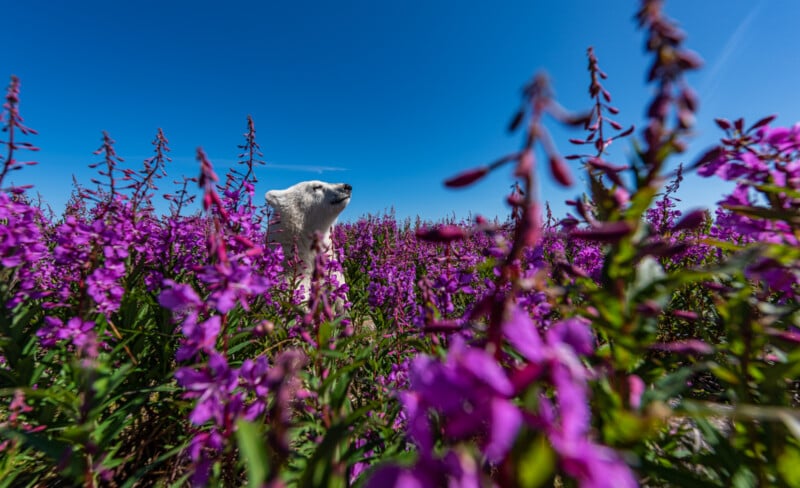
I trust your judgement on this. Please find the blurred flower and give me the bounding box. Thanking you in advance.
[401,337,521,462]
[176,315,221,362]
[37,316,99,358]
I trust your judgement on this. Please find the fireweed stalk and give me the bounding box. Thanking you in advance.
[696,117,800,299]
[35,133,142,357]
[0,76,46,309]
[222,114,266,213]
[0,75,39,192]
[558,0,706,415]
[160,149,291,486]
[367,65,636,487]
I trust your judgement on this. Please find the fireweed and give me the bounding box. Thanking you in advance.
[1,1,800,487]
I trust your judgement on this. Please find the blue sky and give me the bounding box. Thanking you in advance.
[4,0,799,223]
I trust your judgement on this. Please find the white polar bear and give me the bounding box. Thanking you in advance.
[265,180,352,303]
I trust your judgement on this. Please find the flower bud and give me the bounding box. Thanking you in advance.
[672,209,706,232]
[571,221,633,242]
[549,155,573,187]
[514,150,534,178]
[415,225,467,243]
[444,166,489,188]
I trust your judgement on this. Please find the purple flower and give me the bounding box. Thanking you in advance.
[501,305,636,486]
[0,193,48,307]
[159,280,203,311]
[366,449,480,488]
[175,352,239,426]
[176,315,221,362]
[652,339,713,355]
[238,355,271,420]
[555,437,637,488]
[503,304,546,362]
[0,389,45,452]
[186,429,224,486]
[547,317,595,356]
[401,337,521,463]
[196,257,272,313]
[628,375,645,409]
[36,316,99,358]
[86,265,126,315]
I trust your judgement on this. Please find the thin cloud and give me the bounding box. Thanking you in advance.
[699,1,765,104]
[145,156,348,174]
[266,163,348,173]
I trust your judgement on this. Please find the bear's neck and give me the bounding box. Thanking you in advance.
[267,211,335,270]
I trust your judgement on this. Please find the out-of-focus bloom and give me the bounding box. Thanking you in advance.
[37,316,100,358]
[400,337,521,463]
[415,225,467,243]
[444,166,489,188]
[571,221,634,243]
[176,315,221,362]
[159,280,203,311]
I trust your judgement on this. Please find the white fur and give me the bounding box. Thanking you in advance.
[265,180,351,299]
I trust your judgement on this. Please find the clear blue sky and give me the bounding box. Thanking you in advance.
[4,0,799,223]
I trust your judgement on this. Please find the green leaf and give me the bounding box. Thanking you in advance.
[517,435,555,488]
[298,422,349,488]
[639,458,724,487]
[236,419,270,488]
[722,204,800,225]
[0,428,71,466]
[731,465,757,488]
[778,411,800,441]
[320,359,366,409]
[642,367,694,403]
[778,446,800,487]
[708,362,740,385]
[753,181,800,198]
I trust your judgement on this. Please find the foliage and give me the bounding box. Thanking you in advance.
[1,1,799,486]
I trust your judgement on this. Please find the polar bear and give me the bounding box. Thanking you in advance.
[265,180,352,303]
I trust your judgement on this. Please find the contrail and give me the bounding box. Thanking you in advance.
[152,155,348,174]
[265,163,348,173]
[699,0,766,104]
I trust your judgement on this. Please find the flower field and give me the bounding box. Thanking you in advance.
[2,2,800,487]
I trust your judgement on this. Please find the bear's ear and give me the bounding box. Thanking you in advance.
[266,190,282,208]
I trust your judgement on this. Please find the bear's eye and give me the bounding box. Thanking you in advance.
[312,185,323,192]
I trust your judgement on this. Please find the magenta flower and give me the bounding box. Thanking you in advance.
[366,449,481,488]
[555,437,638,488]
[503,308,635,486]
[196,257,273,314]
[238,355,271,420]
[444,166,490,188]
[0,193,47,307]
[546,317,595,357]
[186,429,224,486]
[176,315,221,362]
[158,280,203,311]
[175,352,240,427]
[400,337,521,463]
[504,304,546,362]
[36,316,99,358]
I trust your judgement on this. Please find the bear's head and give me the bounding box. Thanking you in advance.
[265,180,352,237]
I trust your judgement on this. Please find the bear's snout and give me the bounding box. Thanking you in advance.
[327,183,352,206]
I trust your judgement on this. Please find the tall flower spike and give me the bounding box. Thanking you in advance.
[567,47,634,210]
[0,75,40,190]
[87,131,125,213]
[234,115,266,206]
[197,148,230,265]
[127,128,170,214]
[635,0,702,181]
